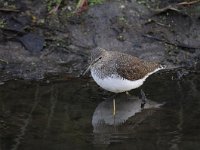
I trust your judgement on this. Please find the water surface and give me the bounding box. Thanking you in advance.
[0,71,200,150]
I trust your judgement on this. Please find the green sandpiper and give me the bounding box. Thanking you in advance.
[83,47,164,114]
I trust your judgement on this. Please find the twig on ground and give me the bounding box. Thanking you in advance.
[143,34,199,51]
[0,8,20,12]
[75,0,88,14]
[144,19,169,27]
[0,59,8,64]
[152,5,180,14]
[177,0,200,6]
[48,0,62,15]
[151,0,200,15]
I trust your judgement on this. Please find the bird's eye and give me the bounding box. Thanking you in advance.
[99,57,102,59]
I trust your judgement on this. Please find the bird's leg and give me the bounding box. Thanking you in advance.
[110,94,117,116]
[113,99,116,116]
[140,89,147,109]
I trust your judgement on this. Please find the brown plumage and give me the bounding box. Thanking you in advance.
[115,53,160,80]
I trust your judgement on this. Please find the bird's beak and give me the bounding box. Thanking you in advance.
[82,64,92,76]
[81,57,101,76]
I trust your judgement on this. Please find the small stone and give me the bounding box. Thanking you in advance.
[120,5,125,9]
[67,6,72,11]
[19,33,44,53]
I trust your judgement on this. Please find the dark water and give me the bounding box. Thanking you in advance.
[0,71,200,150]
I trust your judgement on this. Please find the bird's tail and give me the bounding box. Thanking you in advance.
[159,64,184,71]
[159,64,167,69]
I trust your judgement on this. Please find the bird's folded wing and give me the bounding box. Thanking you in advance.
[116,56,159,81]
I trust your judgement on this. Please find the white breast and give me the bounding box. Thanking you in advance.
[91,67,162,93]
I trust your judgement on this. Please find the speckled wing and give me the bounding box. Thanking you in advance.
[116,54,160,81]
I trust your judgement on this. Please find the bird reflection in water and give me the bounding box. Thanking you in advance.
[92,95,163,145]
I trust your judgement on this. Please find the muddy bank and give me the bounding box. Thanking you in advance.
[0,0,200,80]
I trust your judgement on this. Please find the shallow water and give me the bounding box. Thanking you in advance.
[0,70,200,150]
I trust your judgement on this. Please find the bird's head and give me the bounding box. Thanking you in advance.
[90,47,107,64]
[82,47,107,76]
